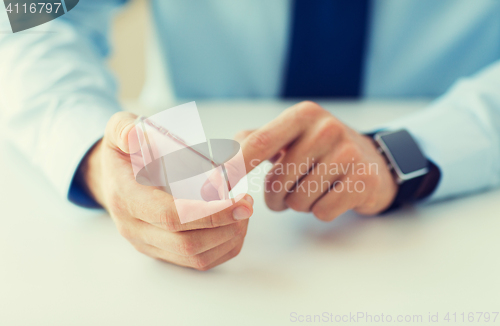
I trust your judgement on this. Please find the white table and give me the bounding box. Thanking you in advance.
[1,100,499,326]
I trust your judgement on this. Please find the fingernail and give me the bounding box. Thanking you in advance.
[244,195,254,206]
[233,206,251,220]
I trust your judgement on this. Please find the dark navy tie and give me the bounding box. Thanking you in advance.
[282,0,370,98]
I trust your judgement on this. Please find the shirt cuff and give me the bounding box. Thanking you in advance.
[382,97,499,202]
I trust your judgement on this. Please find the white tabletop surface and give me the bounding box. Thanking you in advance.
[1,100,499,326]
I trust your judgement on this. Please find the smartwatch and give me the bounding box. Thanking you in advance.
[371,129,431,211]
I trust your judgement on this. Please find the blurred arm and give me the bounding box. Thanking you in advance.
[0,0,126,205]
[385,60,500,202]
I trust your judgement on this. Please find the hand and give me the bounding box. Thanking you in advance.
[236,101,397,221]
[77,112,254,271]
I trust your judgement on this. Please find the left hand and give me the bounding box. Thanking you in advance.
[236,101,398,221]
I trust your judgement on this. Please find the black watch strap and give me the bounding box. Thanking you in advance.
[382,159,441,213]
[365,131,441,213]
[384,173,426,212]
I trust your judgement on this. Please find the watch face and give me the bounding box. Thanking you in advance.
[379,130,428,175]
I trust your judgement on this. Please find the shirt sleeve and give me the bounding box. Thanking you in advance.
[0,1,126,206]
[383,60,500,202]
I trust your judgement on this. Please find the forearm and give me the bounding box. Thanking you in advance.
[0,2,123,201]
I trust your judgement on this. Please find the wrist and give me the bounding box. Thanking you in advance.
[374,141,399,211]
[355,135,398,214]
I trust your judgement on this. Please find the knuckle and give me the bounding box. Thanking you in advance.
[133,244,149,256]
[316,118,340,142]
[191,254,212,271]
[178,239,198,257]
[116,222,133,240]
[293,101,325,119]
[160,208,180,232]
[296,101,322,113]
[340,143,362,162]
[196,265,213,272]
[234,129,253,141]
[319,117,345,139]
[247,130,272,151]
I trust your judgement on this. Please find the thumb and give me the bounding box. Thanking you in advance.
[104,111,139,154]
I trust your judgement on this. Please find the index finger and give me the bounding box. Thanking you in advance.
[240,101,322,173]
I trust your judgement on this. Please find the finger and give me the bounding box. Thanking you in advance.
[105,111,140,154]
[235,130,286,164]
[134,217,248,256]
[110,153,255,231]
[200,103,324,202]
[284,165,338,213]
[310,177,360,222]
[199,237,245,270]
[174,194,254,230]
[107,131,255,232]
[117,180,254,231]
[184,233,246,271]
[234,129,255,143]
[263,137,323,211]
[283,152,354,212]
[139,232,246,271]
[239,102,326,173]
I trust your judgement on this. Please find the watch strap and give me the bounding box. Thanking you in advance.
[365,131,441,213]
[384,173,426,212]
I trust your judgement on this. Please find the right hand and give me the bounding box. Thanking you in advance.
[77,112,255,271]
